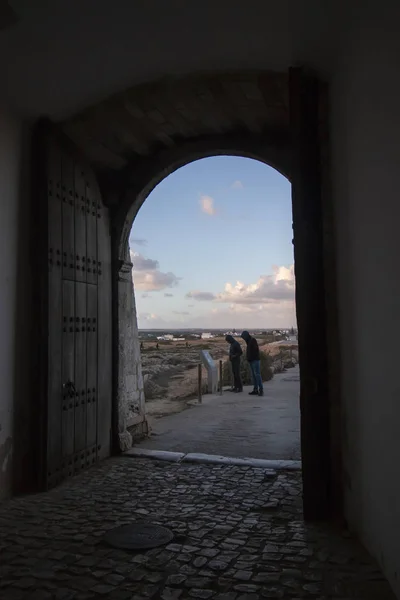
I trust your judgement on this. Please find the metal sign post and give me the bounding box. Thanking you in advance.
[197,363,202,403]
[200,350,218,394]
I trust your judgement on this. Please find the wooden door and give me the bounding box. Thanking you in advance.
[40,128,112,489]
[289,68,331,520]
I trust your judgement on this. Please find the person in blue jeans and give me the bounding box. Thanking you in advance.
[241,331,264,396]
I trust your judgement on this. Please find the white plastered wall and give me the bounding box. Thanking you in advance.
[331,3,400,595]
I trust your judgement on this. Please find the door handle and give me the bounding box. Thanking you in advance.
[63,380,76,398]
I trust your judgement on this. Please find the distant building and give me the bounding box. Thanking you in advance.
[201,332,213,339]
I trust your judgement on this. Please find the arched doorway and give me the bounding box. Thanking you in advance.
[113,139,291,450]
[111,124,332,520]
[128,154,299,461]
[33,69,340,521]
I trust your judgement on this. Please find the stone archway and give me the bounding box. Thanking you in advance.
[112,137,291,450]
[60,69,340,519]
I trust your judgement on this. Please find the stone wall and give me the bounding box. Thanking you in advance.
[117,245,147,451]
[63,72,289,172]
[331,11,400,594]
[318,81,344,518]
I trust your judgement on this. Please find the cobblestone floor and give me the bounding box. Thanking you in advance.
[0,458,395,599]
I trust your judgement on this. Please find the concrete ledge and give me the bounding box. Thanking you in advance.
[124,448,185,462]
[127,413,146,427]
[123,447,301,471]
[182,453,301,471]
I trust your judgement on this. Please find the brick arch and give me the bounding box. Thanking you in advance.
[62,71,289,174]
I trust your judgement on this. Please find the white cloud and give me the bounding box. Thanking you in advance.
[133,254,159,271]
[134,270,181,292]
[199,195,216,216]
[231,180,244,189]
[186,266,294,307]
[186,290,216,301]
[131,250,181,292]
[137,265,296,329]
[216,265,295,305]
[178,265,296,328]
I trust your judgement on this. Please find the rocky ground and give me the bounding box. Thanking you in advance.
[141,339,298,419]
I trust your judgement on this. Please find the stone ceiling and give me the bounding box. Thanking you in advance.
[62,71,289,172]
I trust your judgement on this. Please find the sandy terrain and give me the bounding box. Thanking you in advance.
[141,336,298,419]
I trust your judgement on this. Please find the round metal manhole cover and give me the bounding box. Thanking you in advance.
[104,523,174,550]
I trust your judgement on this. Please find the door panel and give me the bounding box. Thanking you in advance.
[86,173,98,287]
[86,283,98,458]
[61,153,75,281]
[41,128,112,489]
[74,163,87,283]
[93,173,112,462]
[62,279,75,463]
[46,144,63,489]
[74,282,87,463]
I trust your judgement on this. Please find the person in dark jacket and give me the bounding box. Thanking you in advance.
[225,335,243,392]
[241,331,264,396]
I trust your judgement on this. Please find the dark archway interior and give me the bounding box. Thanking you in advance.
[0,3,399,593]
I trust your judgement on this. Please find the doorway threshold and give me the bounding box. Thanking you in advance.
[123,447,301,470]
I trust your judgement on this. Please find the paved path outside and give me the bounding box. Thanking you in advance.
[138,367,301,461]
[0,458,395,599]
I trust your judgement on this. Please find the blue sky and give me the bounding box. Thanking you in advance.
[129,156,295,329]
